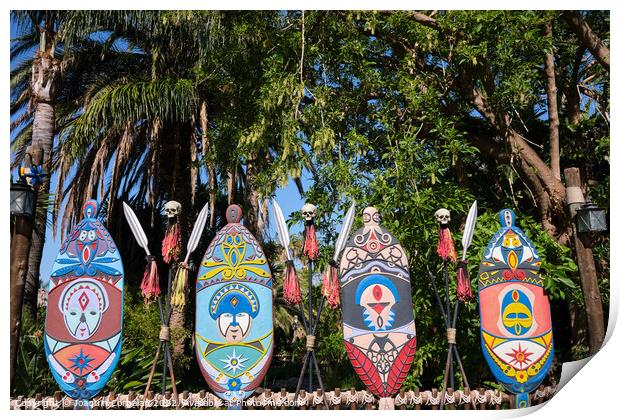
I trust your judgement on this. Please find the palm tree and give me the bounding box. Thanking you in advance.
[11,10,315,369]
[11,11,64,318]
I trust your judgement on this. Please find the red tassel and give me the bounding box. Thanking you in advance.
[140,256,160,304]
[303,223,319,261]
[322,262,340,308]
[456,260,474,302]
[283,262,302,305]
[162,222,181,264]
[437,226,457,262]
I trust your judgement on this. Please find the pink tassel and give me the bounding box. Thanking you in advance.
[162,222,181,264]
[456,260,474,302]
[322,262,340,308]
[283,262,302,305]
[437,226,457,262]
[140,256,160,304]
[303,223,319,261]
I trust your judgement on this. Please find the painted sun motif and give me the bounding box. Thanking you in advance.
[221,349,248,374]
[505,343,534,369]
[69,348,94,375]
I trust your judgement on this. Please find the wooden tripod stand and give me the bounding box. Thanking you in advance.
[141,265,179,409]
[427,266,476,411]
[292,261,329,409]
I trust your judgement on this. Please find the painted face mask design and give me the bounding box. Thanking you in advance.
[60,280,109,340]
[210,284,259,342]
[356,275,399,331]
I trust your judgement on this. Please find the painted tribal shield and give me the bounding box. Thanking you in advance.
[44,200,124,402]
[195,205,274,405]
[339,207,416,398]
[478,209,554,407]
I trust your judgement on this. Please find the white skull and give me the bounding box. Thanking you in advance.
[434,208,451,225]
[164,201,182,218]
[301,203,317,221]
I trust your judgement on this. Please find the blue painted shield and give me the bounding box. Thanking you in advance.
[44,200,124,403]
[195,205,273,405]
[477,209,554,407]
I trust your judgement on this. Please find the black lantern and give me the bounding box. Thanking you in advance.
[10,181,36,218]
[576,202,607,233]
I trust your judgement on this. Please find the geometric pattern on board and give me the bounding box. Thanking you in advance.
[339,207,416,398]
[44,200,124,403]
[195,205,274,406]
[477,209,554,408]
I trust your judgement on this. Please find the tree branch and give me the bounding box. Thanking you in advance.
[409,11,440,31]
[562,11,610,72]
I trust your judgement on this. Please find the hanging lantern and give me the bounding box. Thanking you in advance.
[576,202,607,233]
[10,181,35,218]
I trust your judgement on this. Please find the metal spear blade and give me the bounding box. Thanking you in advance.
[183,201,210,264]
[332,200,356,263]
[461,200,478,261]
[122,201,151,256]
[271,199,293,261]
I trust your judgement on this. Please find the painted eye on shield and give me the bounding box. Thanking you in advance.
[70,311,77,316]
[236,313,250,335]
[218,313,234,337]
[79,231,87,241]
[90,311,96,316]
[87,230,96,241]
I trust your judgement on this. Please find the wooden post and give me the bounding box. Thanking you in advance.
[10,214,34,391]
[463,388,471,410]
[431,388,438,410]
[128,391,136,410]
[564,167,605,354]
[478,388,486,410]
[280,388,287,410]
[264,388,272,410]
[398,390,406,410]
[333,388,341,410]
[414,388,421,410]
[349,388,357,410]
[447,388,455,410]
[299,390,307,410]
[316,388,324,410]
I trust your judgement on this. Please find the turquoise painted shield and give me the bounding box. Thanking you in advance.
[195,205,273,406]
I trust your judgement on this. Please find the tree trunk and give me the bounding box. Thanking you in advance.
[543,21,561,181]
[199,101,217,229]
[564,167,605,354]
[23,49,60,318]
[244,153,262,239]
[567,47,585,125]
[168,123,192,366]
[10,216,34,392]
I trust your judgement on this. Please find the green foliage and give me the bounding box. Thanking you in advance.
[13,310,56,397]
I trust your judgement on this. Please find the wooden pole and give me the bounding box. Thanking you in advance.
[563,167,605,354]
[10,215,34,391]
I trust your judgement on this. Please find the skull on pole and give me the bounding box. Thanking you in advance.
[164,201,182,219]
